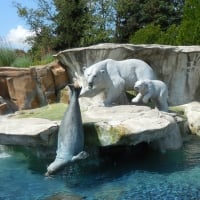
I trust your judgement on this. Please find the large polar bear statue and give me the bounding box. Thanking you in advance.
[80,59,156,106]
[132,80,168,112]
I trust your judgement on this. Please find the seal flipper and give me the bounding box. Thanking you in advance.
[45,157,69,176]
[71,151,89,161]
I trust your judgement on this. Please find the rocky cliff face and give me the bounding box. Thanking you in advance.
[56,43,200,106]
[0,61,68,113]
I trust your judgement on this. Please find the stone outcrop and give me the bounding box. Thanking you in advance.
[0,96,14,114]
[1,43,200,153]
[0,61,68,112]
[56,43,200,106]
[173,101,200,136]
[0,101,183,153]
[1,43,199,112]
[0,117,58,146]
[81,99,182,152]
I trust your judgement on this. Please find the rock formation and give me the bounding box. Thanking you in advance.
[0,101,183,153]
[81,100,182,153]
[0,117,58,146]
[0,43,199,153]
[56,43,200,106]
[173,101,200,136]
[0,61,68,113]
[1,43,200,112]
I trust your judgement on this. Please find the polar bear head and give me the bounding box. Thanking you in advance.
[83,66,106,90]
[134,80,149,95]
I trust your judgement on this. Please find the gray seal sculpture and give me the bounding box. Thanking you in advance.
[45,84,88,176]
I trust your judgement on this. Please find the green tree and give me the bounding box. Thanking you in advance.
[53,0,90,49]
[129,24,162,44]
[114,0,184,43]
[14,0,56,59]
[14,0,115,51]
[81,0,116,45]
[177,0,200,45]
[14,0,92,52]
[114,0,140,42]
[158,24,179,45]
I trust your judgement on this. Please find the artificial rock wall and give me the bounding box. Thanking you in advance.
[0,61,68,113]
[56,43,200,106]
[1,43,200,114]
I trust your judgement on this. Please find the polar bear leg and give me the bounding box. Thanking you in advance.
[131,93,143,103]
[103,87,122,106]
[142,92,153,104]
[156,90,168,112]
[103,78,125,106]
[157,98,168,112]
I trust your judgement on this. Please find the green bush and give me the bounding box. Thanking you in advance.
[0,48,17,66]
[129,24,162,44]
[158,24,179,45]
[11,55,32,68]
[38,53,54,65]
[0,48,55,68]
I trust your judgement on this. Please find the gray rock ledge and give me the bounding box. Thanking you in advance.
[0,103,183,152]
[173,101,200,136]
[0,117,58,146]
[81,100,182,152]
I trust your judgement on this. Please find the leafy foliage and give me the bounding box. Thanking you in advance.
[114,0,184,43]
[13,0,200,53]
[158,24,180,45]
[0,42,54,68]
[130,24,162,44]
[0,48,16,66]
[11,55,32,68]
[14,0,56,60]
[53,0,91,49]
[84,0,116,44]
[176,0,200,45]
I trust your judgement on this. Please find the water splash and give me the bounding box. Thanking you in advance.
[0,145,11,158]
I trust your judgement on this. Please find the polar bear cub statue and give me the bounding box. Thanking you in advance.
[132,80,168,112]
[80,59,156,106]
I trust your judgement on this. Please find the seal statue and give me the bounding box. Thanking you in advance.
[45,84,88,176]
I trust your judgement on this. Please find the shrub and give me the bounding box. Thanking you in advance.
[129,24,162,44]
[39,53,54,65]
[158,24,179,45]
[0,37,54,68]
[0,48,17,66]
[11,55,33,68]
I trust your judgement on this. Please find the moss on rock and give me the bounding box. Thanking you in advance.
[12,103,67,121]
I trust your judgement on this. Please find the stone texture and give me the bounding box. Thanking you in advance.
[1,44,199,151]
[0,101,183,152]
[0,61,68,111]
[81,99,182,152]
[56,43,200,106]
[0,96,15,114]
[174,101,200,136]
[0,117,58,146]
[0,103,11,115]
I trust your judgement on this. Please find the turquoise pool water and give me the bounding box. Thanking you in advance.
[1,136,200,200]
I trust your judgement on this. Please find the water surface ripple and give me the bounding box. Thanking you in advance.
[1,136,200,199]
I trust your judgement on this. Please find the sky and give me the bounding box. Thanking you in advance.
[0,0,37,51]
